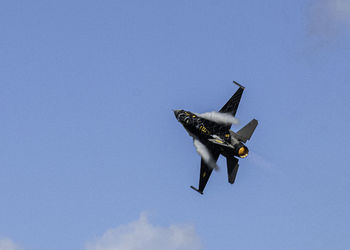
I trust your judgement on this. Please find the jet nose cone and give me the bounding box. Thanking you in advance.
[173,109,181,119]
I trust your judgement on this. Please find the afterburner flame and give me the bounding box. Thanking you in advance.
[238,146,249,158]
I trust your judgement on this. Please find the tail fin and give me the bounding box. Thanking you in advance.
[234,119,258,143]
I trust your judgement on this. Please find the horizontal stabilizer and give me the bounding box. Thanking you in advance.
[235,119,258,143]
[226,156,239,184]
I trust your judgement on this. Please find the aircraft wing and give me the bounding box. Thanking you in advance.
[191,150,220,194]
[219,81,244,117]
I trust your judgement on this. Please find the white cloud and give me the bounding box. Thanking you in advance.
[85,214,202,250]
[0,238,21,250]
[309,0,350,36]
[328,0,350,21]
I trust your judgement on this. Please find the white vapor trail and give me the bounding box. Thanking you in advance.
[196,111,239,125]
[193,139,219,170]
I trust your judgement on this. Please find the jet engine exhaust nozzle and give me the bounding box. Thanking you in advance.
[237,146,249,158]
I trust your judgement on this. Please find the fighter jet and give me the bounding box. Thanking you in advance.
[174,81,258,194]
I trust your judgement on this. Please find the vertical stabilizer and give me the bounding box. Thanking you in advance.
[235,119,258,143]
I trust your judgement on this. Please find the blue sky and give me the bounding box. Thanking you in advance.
[1,0,350,249]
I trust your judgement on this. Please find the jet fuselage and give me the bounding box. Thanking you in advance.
[174,109,249,159]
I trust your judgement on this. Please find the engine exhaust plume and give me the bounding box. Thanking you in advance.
[193,139,219,171]
[196,111,239,125]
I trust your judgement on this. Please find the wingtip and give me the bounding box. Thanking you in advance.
[190,186,203,194]
[233,81,245,89]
